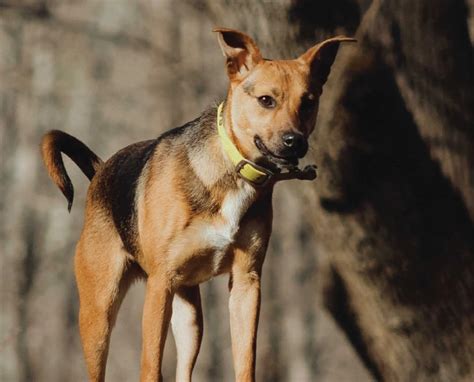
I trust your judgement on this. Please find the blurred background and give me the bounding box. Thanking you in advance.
[1,1,473,381]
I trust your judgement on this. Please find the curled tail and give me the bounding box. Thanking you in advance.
[41,130,103,211]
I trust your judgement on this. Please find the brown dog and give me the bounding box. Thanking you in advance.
[41,28,354,382]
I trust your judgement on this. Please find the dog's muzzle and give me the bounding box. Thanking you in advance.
[254,135,304,168]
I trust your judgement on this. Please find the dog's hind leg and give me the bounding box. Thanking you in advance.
[75,226,134,382]
[171,285,203,382]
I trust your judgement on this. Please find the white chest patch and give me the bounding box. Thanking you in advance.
[204,183,256,271]
[188,141,225,188]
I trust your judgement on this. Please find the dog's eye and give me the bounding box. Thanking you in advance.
[257,95,276,109]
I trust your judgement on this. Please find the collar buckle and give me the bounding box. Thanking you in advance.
[235,159,274,187]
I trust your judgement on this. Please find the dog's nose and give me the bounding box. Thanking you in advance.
[281,133,308,158]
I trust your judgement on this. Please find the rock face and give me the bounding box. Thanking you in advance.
[0,1,369,381]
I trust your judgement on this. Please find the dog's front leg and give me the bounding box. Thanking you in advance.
[171,285,203,382]
[228,253,262,382]
[140,275,173,382]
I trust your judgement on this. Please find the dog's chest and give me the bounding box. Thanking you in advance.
[207,184,256,252]
[164,178,260,285]
[188,183,256,279]
[171,183,257,286]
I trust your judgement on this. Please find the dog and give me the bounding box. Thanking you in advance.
[41,28,355,382]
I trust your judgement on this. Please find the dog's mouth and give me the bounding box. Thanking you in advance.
[254,136,299,169]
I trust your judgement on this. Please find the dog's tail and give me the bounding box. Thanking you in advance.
[41,130,103,211]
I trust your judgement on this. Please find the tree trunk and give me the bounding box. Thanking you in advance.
[312,0,474,380]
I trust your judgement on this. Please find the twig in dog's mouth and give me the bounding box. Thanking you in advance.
[254,136,299,169]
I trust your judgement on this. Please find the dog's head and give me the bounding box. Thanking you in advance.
[215,27,355,168]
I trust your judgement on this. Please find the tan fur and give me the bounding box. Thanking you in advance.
[41,28,354,381]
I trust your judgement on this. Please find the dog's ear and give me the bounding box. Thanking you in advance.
[299,36,356,92]
[213,27,262,81]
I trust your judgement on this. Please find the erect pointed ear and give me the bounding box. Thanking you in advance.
[299,36,356,93]
[213,27,263,81]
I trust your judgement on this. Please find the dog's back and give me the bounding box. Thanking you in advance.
[42,105,241,260]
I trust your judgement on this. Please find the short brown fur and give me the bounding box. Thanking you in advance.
[41,28,354,381]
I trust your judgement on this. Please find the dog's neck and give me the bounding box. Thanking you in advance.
[186,101,266,203]
[219,100,275,187]
[218,99,242,176]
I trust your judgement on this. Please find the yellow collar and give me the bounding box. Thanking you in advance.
[217,102,274,187]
